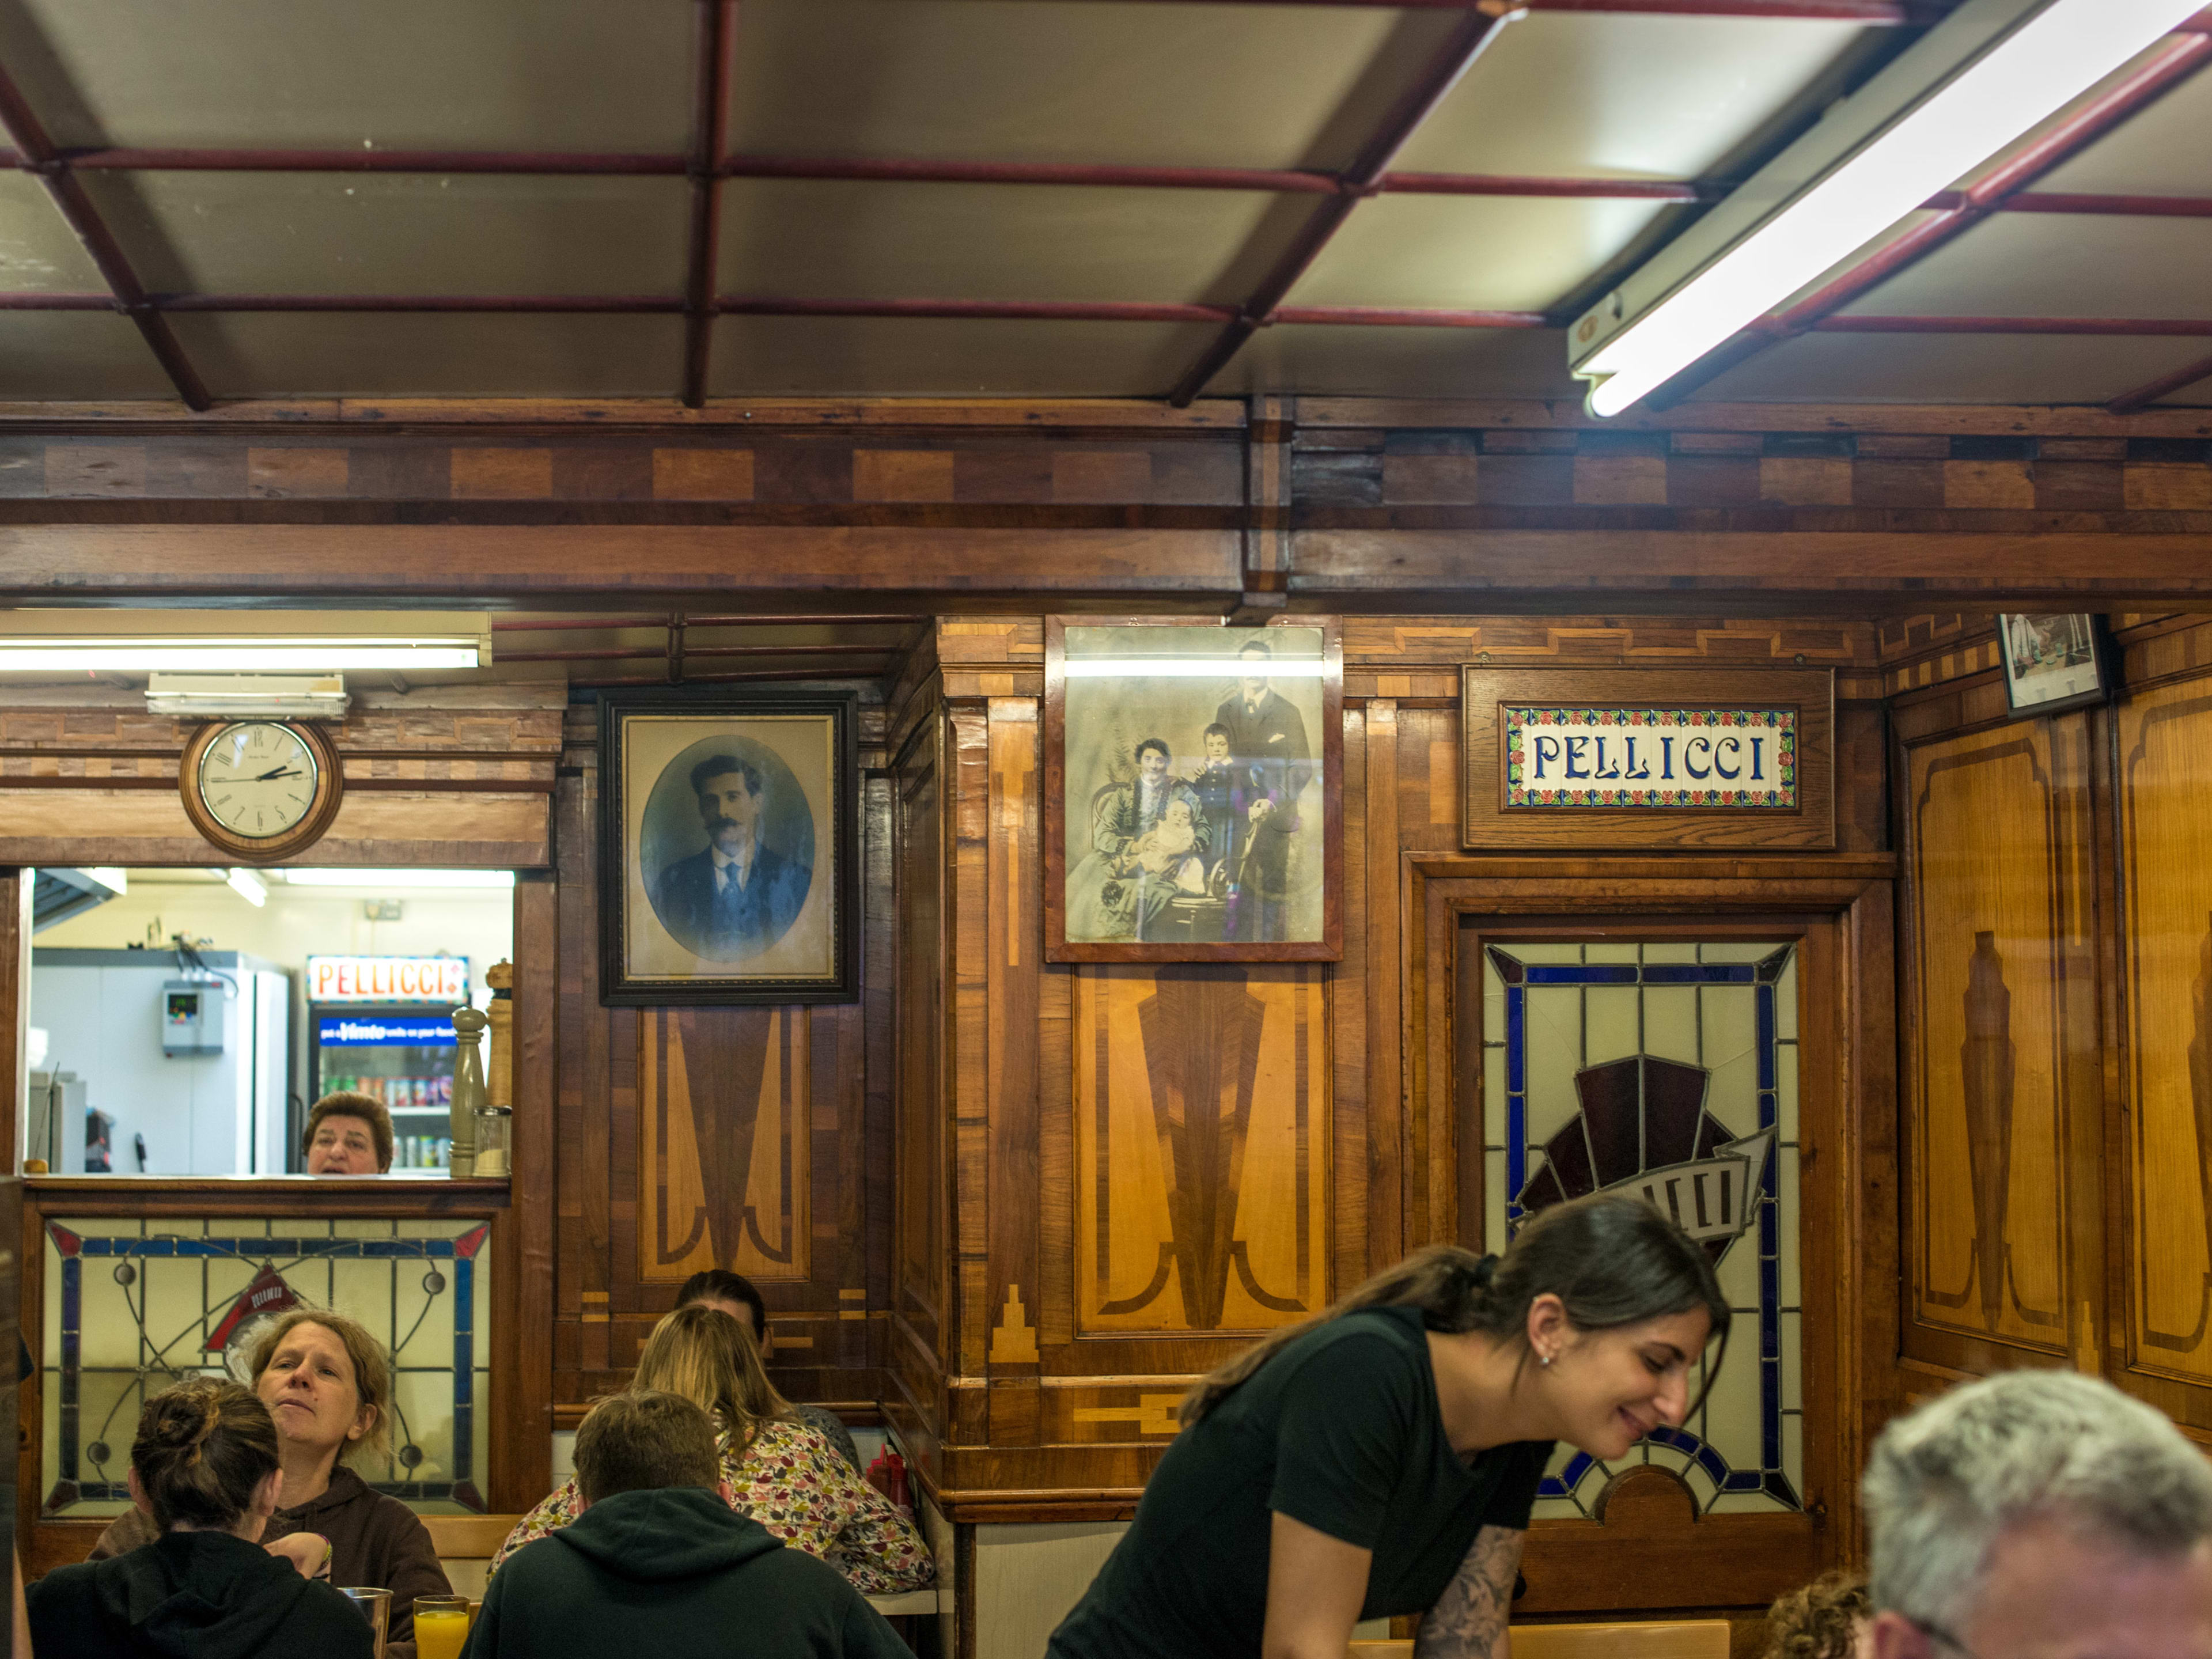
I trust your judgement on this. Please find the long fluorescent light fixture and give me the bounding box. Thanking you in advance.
[1569,0,2204,416]
[278,868,517,889]
[225,868,268,908]
[147,674,352,718]
[0,610,492,672]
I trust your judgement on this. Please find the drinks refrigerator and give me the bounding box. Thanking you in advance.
[305,1005,459,1173]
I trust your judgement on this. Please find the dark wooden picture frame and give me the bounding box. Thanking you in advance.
[1998,612,2112,719]
[1044,615,1343,963]
[1461,666,1836,851]
[178,718,346,863]
[597,688,858,1005]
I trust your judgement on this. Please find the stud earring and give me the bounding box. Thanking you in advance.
[1538,1351,1552,1368]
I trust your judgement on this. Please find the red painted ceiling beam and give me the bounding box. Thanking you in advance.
[2109,353,2212,414]
[1164,10,1516,406]
[16,292,2212,340]
[0,60,210,408]
[681,0,737,409]
[1644,30,2212,409]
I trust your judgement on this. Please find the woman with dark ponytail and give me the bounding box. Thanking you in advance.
[1049,1194,1730,1659]
[27,1377,372,1658]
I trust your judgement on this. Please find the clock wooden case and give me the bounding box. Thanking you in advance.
[179,719,346,863]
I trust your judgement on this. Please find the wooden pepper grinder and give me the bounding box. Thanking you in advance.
[449,1005,486,1178]
[485,961,513,1109]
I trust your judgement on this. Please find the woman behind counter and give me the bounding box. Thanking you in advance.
[1048,1194,1730,1659]
[491,1303,933,1593]
[89,1308,450,1654]
[30,1376,373,1658]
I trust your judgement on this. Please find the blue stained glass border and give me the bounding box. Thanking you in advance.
[1496,949,1799,1511]
[47,1225,487,1512]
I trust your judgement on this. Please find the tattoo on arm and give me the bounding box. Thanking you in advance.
[1414,1525,1524,1659]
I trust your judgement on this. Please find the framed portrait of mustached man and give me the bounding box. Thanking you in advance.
[1045,616,1342,963]
[599,688,858,1005]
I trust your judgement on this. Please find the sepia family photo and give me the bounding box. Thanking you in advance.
[1047,619,1342,962]
[598,690,857,1004]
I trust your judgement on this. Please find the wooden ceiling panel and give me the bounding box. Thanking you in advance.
[162,314,688,398]
[1836,214,2212,323]
[1393,13,1876,181]
[724,0,1460,172]
[717,179,1285,306]
[1225,323,1577,400]
[75,173,690,298]
[1694,332,2212,407]
[706,315,1222,396]
[0,0,695,151]
[0,310,177,396]
[0,168,104,292]
[1282,195,1679,312]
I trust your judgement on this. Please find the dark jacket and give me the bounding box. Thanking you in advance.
[465,1484,912,1659]
[28,1528,373,1659]
[90,1465,450,1652]
[651,842,812,959]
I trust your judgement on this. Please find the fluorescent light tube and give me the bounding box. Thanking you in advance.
[146,673,351,719]
[1062,659,1329,678]
[277,868,517,889]
[0,638,480,671]
[225,868,268,907]
[1575,0,2204,415]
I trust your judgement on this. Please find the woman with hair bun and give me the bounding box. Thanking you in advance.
[1048,1193,1732,1659]
[86,1307,450,1654]
[27,1377,373,1657]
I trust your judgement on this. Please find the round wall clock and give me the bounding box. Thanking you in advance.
[179,720,345,863]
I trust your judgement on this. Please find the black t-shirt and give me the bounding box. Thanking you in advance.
[1048,1305,1551,1659]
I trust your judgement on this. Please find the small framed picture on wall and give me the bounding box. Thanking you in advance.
[1998,613,2112,719]
[1044,616,1342,963]
[597,688,858,1005]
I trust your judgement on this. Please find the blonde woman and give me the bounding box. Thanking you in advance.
[493,1304,933,1593]
[89,1309,451,1654]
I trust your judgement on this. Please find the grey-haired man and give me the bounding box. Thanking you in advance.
[1862,1368,2212,1659]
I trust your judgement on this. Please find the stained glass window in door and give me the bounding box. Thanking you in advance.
[41,1214,492,1518]
[1480,941,1801,1520]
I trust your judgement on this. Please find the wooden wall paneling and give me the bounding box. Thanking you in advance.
[862,768,899,1322]
[890,709,949,1478]
[1397,705,1460,1245]
[1897,718,2093,1374]
[1072,963,1328,1340]
[1844,878,1903,1546]
[2115,679,2212,1426]
[554,722,612,1400]
[1334,707,1369,1296]
[490,869,558,1510]
[2,872,24,1177]
[1364,702,1404,1271]
[985,698,1043,1444]
[951,707,993,1389]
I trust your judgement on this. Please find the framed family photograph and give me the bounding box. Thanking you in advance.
[597,688,858,1005]
[1998,613,2112,719]
[1045,616,1342,963]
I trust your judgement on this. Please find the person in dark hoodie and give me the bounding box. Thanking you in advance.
[464,1389,912,1659]
[87,1306,450,1654]
[27,1376,373,1658]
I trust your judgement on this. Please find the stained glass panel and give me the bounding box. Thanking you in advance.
[1482,941,1802,1520]
[41,1214,492,1518]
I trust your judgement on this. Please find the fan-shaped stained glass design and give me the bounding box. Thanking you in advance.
[1481,941,1802,1519]
[40,1215,492,1518]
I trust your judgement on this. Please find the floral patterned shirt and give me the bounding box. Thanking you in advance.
[490,1417,934,1593]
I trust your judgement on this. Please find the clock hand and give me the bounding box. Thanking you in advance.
[249,766,304,781]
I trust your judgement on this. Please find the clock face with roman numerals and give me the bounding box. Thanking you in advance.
[194,722,321,839]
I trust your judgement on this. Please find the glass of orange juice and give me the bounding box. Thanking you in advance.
[414,1594,474,1659]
